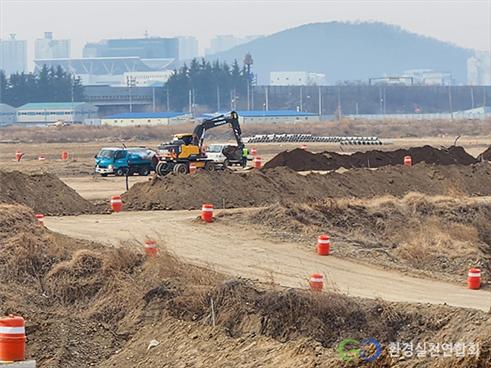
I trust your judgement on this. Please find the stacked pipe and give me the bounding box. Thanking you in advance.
[244,134,382,145]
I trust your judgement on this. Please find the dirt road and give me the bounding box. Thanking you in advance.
[46,209,491,312]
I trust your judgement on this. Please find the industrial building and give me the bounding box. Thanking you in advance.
[270,71,327,86]
[0,34,27,75]
[16,102,98,125]
[35,32,70,60]
[233,110,320,124]
[0,103,16,125]
[83,37,179,60]
[467,52,491,85]
[402,69,453,86]
[33,56,175,86]
[205,35,261,55]
[101,112,190,126]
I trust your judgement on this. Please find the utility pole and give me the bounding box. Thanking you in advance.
[448,85,454,120]
[152,87,156,112]
[300,86,303,112]
[383,87,386,115]
[216,85,220,112]
[251,85,254,110]
[470,86,475,109]
[318,86,322,116]
[265,86,269,111]
[166,88,170,112]
[126,76,135,113]
[188,89,192,115]
[337,86,342,120]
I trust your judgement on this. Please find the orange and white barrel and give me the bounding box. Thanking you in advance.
[110,195,123,213]
[316,234,330,256]
[61,151,69,161]
[201,204,214,223]
[0,315,26,362]
[404,155,412,166]
[15,151,23,162]
[300,144,307,150]
[38,156,46,161]
[254,156,262,169]
[144,239,158,257]
[35,214,45,226]
[251,147,257,156]
[189,163,197,175]
[467,268,481,289]
[309,273,324,292]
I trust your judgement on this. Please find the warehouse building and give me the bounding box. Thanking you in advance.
[101,112,191,126]
[0,103,16,125]
[16,102,98,125]
[234,110,321,124]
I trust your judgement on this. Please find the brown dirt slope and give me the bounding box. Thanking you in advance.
[123,163,491,210]
[263,146,478,171]
[0,170,97,215]
[1,204,490,367]
[225,194,491,283]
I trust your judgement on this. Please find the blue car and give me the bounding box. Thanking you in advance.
[95,147,157,176]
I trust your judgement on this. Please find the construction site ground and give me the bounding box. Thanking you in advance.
[1,133,491,367]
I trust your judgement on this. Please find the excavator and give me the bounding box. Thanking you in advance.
[155,111,245,176]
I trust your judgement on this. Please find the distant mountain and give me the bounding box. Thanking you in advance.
[207,22,473,84]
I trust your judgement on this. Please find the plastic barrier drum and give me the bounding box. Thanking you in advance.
[144,240,158,257]
[404,155,412,166]
[0,315,26,362]
[189,163,197,175]
[61,151,69,161]
[309,273,324,292]
[110,195,123,213]
[316,234,330,255]
[35,214,44,226]
[15,151,23,162]
[467,268,481,289]
[254,156,262,169]
[251,147,257,156]
[201,204,214,223]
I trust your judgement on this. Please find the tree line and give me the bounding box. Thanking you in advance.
[0,65,84,107]
[165,58,252,111]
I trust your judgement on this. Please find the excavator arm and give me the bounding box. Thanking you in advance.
[192,111,244,151]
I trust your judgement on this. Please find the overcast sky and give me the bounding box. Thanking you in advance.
[1,0,490,67]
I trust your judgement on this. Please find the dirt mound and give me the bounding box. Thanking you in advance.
[479,146,491,161]
[227,194,491,283]
[123,163,491,211]
[1,204,490,367]
[263,146,478,171]
[0,170,97,215]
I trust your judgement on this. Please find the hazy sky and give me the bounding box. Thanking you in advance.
[1,0,490,68]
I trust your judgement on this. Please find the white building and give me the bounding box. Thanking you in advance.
[16,102,98,125]
[101,112,191,126]
[0,34,27,75]
[402,69,452,85]
[270,71,327,86]
[178,36,199,60]
[0,103,16,125]
[123,70,174,87]
[467,52,491,85]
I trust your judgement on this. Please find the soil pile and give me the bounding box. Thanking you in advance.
[0,170,97,215]
[263,146,478,171]
[228,194,491,283]
[1,204,490,367]
[123,163,491,210]
[479,146,491,161]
